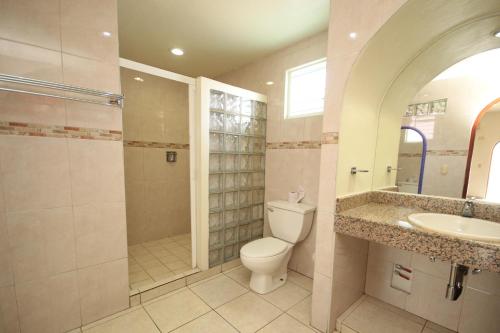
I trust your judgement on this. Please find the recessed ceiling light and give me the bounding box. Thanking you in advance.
[265,81,274,85]
[171,48,184,56]
[494,31,500,38]
[349,32,358,40]
[134,77,144,82]
[101,31,112,37]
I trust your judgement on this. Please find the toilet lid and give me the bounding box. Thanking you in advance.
[240,237,288,258]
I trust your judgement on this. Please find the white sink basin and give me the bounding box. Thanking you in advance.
[408,213,500,244]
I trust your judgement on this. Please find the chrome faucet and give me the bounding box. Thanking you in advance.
[462,199,475,218]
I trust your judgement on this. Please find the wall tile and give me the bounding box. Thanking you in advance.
[0,91,66,126]
[466,271,500,296]
[61,0,119,63]
[304,116,323,141]
[65,101,122,131]
[123,111,143,141]
[368,241,412,267]
[0,0,61,50]
[73,202,127,268]
[0,285,20,333]
[406,271,462,331]
[143,149,167,181]
[458,288,500,333]
[365,259,408,309]
[311,272,332,332]
[410,253,450,280]
[317,144,338,212]
[15,271,81,333]
[68,139,125,206]
[62,54,121,94]
[0,211,14,287]
[7,207,76,283]
[314,211,334,278]
[123,147,144,182]
[78,258,129,324]
[0,136,72,212]
[288,214,317,277]
[124,180,146,245]
[332,235,368,290]
[0,38,62,81]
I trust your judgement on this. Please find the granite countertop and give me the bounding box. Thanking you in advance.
[335,202,500,273]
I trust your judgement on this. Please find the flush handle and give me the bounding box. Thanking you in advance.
[387,166,403,173]
[351,167,369,175]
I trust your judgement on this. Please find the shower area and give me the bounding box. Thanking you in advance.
[120,70,267,289]
[121,64,194,290]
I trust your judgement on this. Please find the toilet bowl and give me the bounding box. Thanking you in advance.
[240,200,315,294]
[240,237,293,294]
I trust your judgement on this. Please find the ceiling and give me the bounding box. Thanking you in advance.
[117,0,329,78]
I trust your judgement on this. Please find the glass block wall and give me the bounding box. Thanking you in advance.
[208,89,267,267]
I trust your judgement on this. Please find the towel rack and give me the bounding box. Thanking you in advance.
[0,73,124,108]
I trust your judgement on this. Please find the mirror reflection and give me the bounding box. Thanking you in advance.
[393,48,500,202]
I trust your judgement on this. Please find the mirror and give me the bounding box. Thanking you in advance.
[378,48,500,202]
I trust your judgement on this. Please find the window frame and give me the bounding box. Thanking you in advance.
[284,57,327,119]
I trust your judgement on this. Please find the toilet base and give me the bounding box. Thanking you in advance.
[250,271,288,294]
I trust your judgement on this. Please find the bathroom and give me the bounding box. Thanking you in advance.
[0,0,499,332]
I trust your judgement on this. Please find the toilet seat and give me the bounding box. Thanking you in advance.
[240,237,288,258]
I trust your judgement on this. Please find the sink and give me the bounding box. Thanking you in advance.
[408,213,500,243]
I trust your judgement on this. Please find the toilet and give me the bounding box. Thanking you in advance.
[240,200,315,294]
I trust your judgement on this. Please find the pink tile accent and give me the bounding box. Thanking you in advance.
[0,121,122,141]
[124,140,190,149]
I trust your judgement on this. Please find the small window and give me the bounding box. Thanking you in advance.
[485,142,500,202]
[284,58,326,119]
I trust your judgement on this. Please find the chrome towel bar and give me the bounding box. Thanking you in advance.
[0,73,124,108]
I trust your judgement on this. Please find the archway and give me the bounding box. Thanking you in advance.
[462,97,500,197]
[335,0,500,195]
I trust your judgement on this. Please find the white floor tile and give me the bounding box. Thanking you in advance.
[172,311,238,333]
[82,308,159,333]
[190,275,248,308]
[257,313,317,333]
[144,288,210,332]
[224,266,251,288]
[260,281,310,311]
[216,293,282,333]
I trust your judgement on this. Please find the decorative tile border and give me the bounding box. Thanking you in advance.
[321,132,339,144]
[124,140,189,149]
[0,121,122,141]
[399,149,468,158]
[266,141,321,149]
[266,132,339,150]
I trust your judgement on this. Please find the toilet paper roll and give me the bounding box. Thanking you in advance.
[288,192,299,203]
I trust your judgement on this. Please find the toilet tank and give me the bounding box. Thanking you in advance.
[267,201,316,243]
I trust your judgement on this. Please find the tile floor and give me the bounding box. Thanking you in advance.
[78,266,317,333]
[128,233,192,290]
[337,295,456,333]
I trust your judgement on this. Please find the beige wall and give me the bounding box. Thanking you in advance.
[217,32,327,278]
[121,68,191,245]
[0,0,129,331]
[469,110,500,199]
[310,1,409,331]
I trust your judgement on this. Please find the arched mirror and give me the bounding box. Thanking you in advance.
[390,49,500,202]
